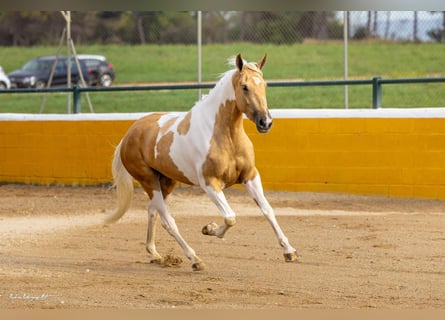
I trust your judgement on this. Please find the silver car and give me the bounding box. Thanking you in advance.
[0,65,11,89]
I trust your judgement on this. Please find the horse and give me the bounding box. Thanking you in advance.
[104,53,298,271]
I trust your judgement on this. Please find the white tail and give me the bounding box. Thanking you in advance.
[104,141,134,224]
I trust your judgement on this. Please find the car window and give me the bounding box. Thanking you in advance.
[69,60,77,71]
[55,60,65,73]
[23,59,65,72]
[83,59,100,68]
[23,60,50,71]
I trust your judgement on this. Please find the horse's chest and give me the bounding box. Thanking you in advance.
[222,155,250,185]
[202,141,254,187]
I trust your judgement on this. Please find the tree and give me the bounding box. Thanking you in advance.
[202,11,231,43]
[427,11,445,42]
[0,12,64,46]
[0,11,341,46]
[312,12,328,39]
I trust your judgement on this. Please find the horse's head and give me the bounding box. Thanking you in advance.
[232,53,272,133]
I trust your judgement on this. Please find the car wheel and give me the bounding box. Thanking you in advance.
[35,80,46,89]
[100,74,112,87]
[0,82,6,90]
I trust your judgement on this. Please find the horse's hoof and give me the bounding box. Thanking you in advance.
[284,251,298,262]
[202,222,218,236]
[192,262,206,271]
[149,258,162,265]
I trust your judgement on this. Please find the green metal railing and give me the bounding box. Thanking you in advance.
[2,76,445,113]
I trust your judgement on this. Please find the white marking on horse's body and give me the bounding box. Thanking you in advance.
[105,54,298,270]
[166,70,237,186]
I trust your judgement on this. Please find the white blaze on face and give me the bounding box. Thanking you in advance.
[252,76,262,85]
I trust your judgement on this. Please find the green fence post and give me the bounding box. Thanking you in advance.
[372,77,382,109]
[73,85,81,114]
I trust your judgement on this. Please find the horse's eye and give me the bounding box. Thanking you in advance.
[242,85,248,93]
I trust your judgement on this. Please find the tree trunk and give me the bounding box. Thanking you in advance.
[372,11,378,36]
[413,11,419,42]
[135,14,146,45]
[366,11,371,35]
[442,11,445,42]
[384,11,391,39]
[312,12,328,39]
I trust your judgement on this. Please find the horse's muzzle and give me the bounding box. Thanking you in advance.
[255,114,273,133]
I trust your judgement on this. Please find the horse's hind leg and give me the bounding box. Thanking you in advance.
[145,175,177,264]
[146,203,162,263]
[143,173,205,271]
[152,189,205,271]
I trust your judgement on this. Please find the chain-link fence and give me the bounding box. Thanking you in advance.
[101,11,445,45]
[348,11,445,42]
[1,11,444,46]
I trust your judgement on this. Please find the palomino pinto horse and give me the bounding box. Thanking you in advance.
[105,54,298,271]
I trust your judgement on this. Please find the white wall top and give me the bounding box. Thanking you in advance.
[2,108,445,121]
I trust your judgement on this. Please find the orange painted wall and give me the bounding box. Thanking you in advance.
[245,116,445,199]
[0,119,133,185]
[1,112,445,199]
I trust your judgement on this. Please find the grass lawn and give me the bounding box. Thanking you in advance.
[0,42,444,113]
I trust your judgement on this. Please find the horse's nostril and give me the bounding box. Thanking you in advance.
[259,118,266,127]
[261,117,272,129]
[255,116,272,133]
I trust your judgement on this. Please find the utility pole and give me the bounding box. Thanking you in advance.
[197,11,202,100]
[343,11,349,109]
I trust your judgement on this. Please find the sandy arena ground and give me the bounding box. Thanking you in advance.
[0,184,444,309]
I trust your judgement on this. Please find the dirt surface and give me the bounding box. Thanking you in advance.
[0,184,444,309]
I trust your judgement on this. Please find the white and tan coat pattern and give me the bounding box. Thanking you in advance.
[105,54,298,271]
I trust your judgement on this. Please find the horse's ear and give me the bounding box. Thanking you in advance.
[236,53,243,72]
[257,53,267,70]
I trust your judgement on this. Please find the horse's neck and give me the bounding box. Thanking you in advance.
[194,70,236,112]
[190,70,243,137]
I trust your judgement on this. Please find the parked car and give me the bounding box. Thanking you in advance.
[77,54,115,87]
[0,65,11,89]
[8,55,89,88]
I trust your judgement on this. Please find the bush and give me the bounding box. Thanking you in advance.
[353,26,370,40]
[427,28,445,43]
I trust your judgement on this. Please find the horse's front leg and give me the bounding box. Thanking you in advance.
[245,174,299,262]
[201,184,237,239]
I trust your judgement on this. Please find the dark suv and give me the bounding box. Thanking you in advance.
[8,55,89,88]
[77,54,115,87]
